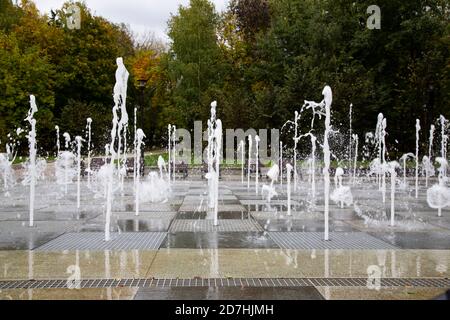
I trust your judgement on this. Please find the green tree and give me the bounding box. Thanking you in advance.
[167,0,224,127]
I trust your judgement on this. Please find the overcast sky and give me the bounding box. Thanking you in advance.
[34,0,229,42]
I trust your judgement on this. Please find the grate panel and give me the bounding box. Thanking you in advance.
[268,232,398,250]
[35,232,166,251]
[169,219,263,232]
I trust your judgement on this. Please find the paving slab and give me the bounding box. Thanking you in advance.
[161,232,279,249]
[134,286,324,300]
[257,219,357,232]
[368,231,450,250]
[169,219,263,232]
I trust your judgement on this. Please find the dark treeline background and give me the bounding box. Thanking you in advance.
[0,0,449,158]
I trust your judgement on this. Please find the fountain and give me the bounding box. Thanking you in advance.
[399,153,414,189]
[255,135,260,195]
[302,86,333,241]
[86,118,92,187]
[56,150,76,195]
[63,132,71,149]
[427,157,449,217]
[262,164,279,205]
[238,140,245,184]
[55,125,60,156]
[286,164,293,216]
[388,161,400,227]
[301,133,317,201]
[115,58,130,193]
[426,124,436,188]
[140,171,169,203]
[247,135,252,190]
[440,115,448,165]
[133,108,138,188]
[157,155,166,179]
[0,145,15,196]
[331,167,353,208]
[429,124,435,161]
[25,95,38,228]
[293,111,300,191]
[172,125,177,183]
[135,129,145,216]
[415,119,421,199]
[422,156,435,188]
[381,118,387,203]
[3,55,449,256]
[352,134,359,185]
[104,57,129,241]
[167,124,172,184]
[206,101,222,226]
[75,136,83,209]
[279,141,283,187]
[349,103,353,182]
[375,114,384,188]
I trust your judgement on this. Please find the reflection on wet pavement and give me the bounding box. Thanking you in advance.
[0,179,449,300]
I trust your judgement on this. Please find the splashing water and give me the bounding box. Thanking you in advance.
[422,156,435,188]
[440,115,448,166]
[302,86,333,241]
[55,125,60,156]
[255,135,260,195]
[157,156,167,179]
[286,164,293,216]
[75,136,83,209]
[25,95,38,227]
[0,142,16,195]
[375,113,384,189]
[279,141,283,187]
[238,140,245,185]
[352,134,359,185]
[388,161,400,226]
[415,119,421,199]
[349,103,353,182]
[56,151,76,195]
[63,132,71,149]
[172,126,177,183]
[135,129,145,216]
[206,101,222,226]
[399,153,415,189]
[167,124,172,185]
[262,164,279,205]
[427,157,449,217]
[105,57,129,241]
[115,57,130,192]
[86,118,93,188]
[247,135,252,190]
[140,172,170,204]
[331,167,353,208]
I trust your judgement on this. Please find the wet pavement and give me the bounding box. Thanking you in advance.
[134,286,324,300]
[0,176,449,300]
[161,232,279,249]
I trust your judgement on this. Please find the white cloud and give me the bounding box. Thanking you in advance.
[34,0,229,42]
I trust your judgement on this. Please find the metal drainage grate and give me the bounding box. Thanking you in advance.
[169,219,263,232]
[0,278,448,290]
[35,232,166,251]
[113,212,177,219]
[268,232,398,250]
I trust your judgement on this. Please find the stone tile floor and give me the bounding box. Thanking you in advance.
[0,176,449,300]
